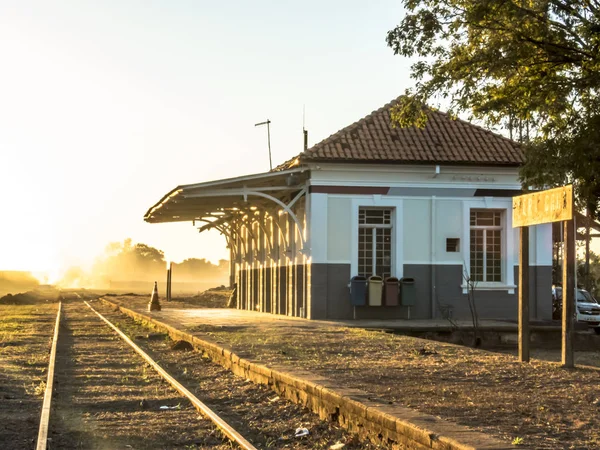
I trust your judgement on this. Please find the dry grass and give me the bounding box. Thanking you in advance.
[186,324,600,449]
[0,303,58,449]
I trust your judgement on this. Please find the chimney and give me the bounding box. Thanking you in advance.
[303,129,308,152]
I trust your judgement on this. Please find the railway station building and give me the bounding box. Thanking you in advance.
[145,97,552,321]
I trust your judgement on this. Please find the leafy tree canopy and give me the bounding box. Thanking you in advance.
[173,258,229,279]
[92,239,228,284]
[387,0,600,212]
[93,239,166,282]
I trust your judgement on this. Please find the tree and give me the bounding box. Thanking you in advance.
[173,258,229,281]
[92,239,166,282]
[387,1,600,212]
[132,243,165,266]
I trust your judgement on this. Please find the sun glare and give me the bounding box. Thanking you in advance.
[32,267,64,286]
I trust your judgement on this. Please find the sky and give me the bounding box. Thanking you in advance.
[0,0,413,279]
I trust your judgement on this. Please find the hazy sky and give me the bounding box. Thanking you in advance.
[0,0,413,278]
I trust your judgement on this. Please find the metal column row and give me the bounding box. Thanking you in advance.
[232,206,309,318]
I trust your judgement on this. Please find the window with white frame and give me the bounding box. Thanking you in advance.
[358,208,393,278]
[470,210,503,282]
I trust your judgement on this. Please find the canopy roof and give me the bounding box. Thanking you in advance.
[144,168,309,234]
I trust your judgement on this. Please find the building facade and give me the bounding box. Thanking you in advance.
[145,97,552,321]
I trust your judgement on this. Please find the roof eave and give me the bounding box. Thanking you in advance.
[299,156,523,168]
[143,167,307,223]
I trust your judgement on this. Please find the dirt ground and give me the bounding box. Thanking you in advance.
[105,293,600,449]
[91,299,387,449]
[0,286,62,305]
[0,299,59,448]
[99,286,231,310]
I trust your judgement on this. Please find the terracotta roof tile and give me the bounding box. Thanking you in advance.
[274,96,521,171]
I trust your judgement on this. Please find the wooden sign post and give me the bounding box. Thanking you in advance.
[513,185,574,367]
[562,219,575,368]
[518,226,529,362]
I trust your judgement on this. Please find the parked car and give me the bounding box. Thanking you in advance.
[552,287,600,334]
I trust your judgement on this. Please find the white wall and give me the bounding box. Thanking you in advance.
[327,197,352,263]
[309,163,522,190]
[309,165,552,290]
[308,193,327,264]
[306,163,553,293]
[403,199,431,264]
[434,200,464,264]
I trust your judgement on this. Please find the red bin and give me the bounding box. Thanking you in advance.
[384,277,400,306]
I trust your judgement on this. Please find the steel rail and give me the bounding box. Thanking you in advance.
[35,301,62,450]
[83,301,257,450]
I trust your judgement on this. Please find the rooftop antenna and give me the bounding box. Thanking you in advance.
[254,119,272,170]
[303,105,308,152]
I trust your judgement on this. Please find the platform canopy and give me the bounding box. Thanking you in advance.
[144,168,309,235]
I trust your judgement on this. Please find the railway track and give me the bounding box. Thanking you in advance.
[35,293,379,449]
[40,294,241,449]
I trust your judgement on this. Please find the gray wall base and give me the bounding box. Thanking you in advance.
[310,263,552,321]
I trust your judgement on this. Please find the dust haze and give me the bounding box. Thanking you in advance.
[0,271,40,297]
[0,239,229,296]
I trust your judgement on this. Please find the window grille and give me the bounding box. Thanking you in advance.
[358,208,393,278]
[470,210,503,282]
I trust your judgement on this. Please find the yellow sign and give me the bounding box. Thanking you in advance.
[512,185,573,227]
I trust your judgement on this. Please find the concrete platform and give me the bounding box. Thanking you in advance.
[154,307,553,332]
[156,308,600,351]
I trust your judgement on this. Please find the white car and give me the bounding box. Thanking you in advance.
[552,287,600,334]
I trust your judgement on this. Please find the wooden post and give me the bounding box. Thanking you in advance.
[165,268,169,302]
[562,218,575,368]
[518,226,530,362]
[166,262,172,302]
[169,262,173,301]
[585,211,591,291]
[512,185,574,368]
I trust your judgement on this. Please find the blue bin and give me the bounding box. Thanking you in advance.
[349,276,367,306]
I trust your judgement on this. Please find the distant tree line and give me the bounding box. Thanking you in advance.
[59,239,228,289]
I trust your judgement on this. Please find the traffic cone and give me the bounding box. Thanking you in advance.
[148,281,161,312]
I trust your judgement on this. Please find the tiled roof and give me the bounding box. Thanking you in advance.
[274,97,523,170]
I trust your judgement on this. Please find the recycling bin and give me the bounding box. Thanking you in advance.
[384,277,400,306]
[400,277,416,306]
[368,276,383,306]
[349,276,367,306]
